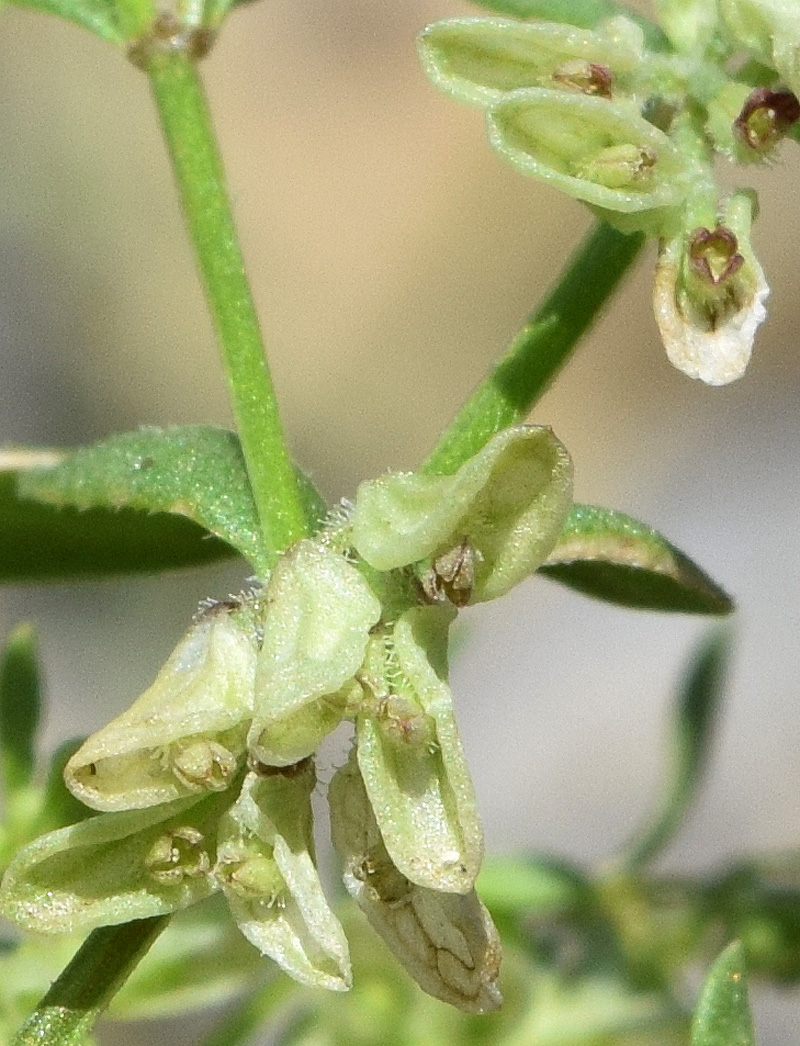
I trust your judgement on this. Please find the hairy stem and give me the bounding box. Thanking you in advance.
[11,917,167,1046]
[145,48,308,568]
[423,222,644,475]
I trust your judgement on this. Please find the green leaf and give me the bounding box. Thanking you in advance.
[40,740,96,832]
[0,625,41,798]
[3,428,326,581]
[691,941,755,1046]
[621,630,729,869]
[539,503,734,614]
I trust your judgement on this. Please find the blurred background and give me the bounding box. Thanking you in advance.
[1,0,800,1040]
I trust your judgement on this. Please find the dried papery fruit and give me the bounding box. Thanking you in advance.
[248,540,381,767]
[356,606,483,895]
[65,607,257,811]
[329,747,502,1014]
[654,191,769,384]
[352,426,572,604]
[215,766,351,990]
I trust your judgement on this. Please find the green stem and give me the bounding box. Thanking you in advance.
[423,222,644,475]
[144,48,308,566]
[11,917,167,1046]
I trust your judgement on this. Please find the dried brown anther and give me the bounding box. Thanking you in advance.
[688,227,744,286]
[734,87,800,152]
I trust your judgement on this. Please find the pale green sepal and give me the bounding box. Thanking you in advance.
[356,607,482,894]
[215,767,351,991]
[329,748,501,1014]
[65,607,257,811]
[487,88,691,214]
[352,425,572,603]
[417,16,643,108]
[249,540,381,767]
[0,792,223,935]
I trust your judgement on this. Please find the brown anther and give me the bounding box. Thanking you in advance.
[688,226,744,286]
[420,538,475,607]
[734,87,800,151]
[128,13,216,68]
[552,60,613,99]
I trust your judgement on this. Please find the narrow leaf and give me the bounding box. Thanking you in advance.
[6,0,123,45]
[0,455,235,583]
[0,625,41,797]
[622,630,729,869]
[539,503,733,614]
[691,941,755,1046]
[3,429,326,580]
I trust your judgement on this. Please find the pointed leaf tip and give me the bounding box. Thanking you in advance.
[540,504,733,614]
[691,941,755,1046]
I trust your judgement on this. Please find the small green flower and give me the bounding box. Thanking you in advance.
[248,539,381,767]
[215,764,351,991]
[64,605,258,811]
[417,16,643,108]
[352,425,573,603]
[355,606,483,895]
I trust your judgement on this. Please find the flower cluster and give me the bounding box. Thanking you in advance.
[0,426,572,1013]
[417,0,800,384]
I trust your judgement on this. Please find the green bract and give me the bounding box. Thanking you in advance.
[248,540,381,767]
[417,16,643,108]
[329,747,502,1015]
[487,89,690,215]
[215,766,351,991]
[719,0,800,94]
[356,606,483,894]
[0,792,224,935]
[352,425,572,603]
[65,606,258,811]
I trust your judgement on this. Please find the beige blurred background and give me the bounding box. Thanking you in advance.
[2,0,800,1041]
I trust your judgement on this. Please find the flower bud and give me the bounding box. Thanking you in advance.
[215,766,351,991]
[355,607,483,895]
[0,792,221,935]
[329,747,502,1014]
[248,540,381,767]
[417,16,643,108]
[653,191,769,384]
[352,425,572,604]
[64,605,257,811]
[486,89,691,218]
